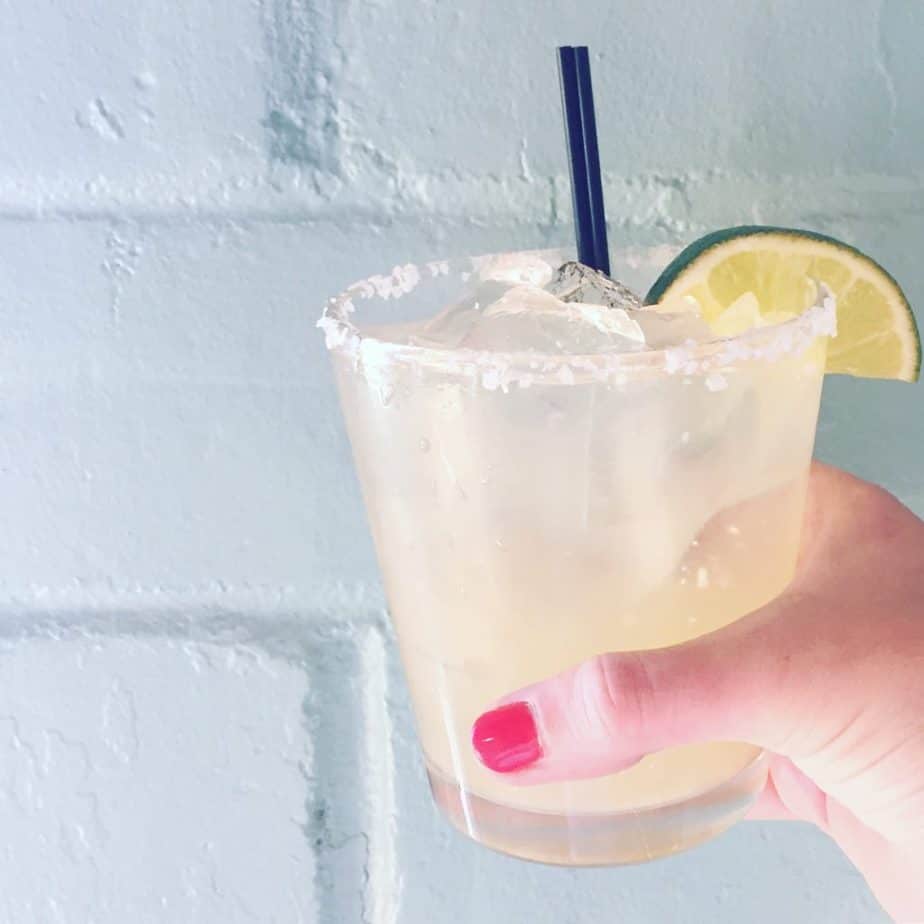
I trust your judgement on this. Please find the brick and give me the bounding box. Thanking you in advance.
[0,635,315,922]
[0,0,266,199]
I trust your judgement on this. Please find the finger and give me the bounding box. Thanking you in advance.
[765,756,831,830]
[746,770,793,821]
[471,594,814,784]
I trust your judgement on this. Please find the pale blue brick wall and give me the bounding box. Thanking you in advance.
[2,1,920,920]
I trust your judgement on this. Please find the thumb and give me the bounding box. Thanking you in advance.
[471,593,814,784]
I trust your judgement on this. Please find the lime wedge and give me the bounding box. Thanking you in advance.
[645,226,921,382]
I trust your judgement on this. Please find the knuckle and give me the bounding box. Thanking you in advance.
[574,653,657,742]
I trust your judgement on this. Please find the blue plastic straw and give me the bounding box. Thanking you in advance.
[557,46,610,276]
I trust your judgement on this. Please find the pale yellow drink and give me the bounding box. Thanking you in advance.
[322,250,832,864]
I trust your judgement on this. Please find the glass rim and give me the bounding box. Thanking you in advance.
[318,248,837,387]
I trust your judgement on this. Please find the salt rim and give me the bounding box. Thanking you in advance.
[317,249,837,390]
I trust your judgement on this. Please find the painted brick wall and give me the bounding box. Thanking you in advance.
[2,1,922,921]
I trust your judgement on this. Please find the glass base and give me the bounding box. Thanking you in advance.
[427,752,768,867]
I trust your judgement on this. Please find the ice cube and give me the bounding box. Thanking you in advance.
[545,261,645,312]
[405,281,647,355]
[707,292,799,338]
[407,280,511,350]
[632,309,714,349]
[473,252,556,287]
[466,285,645,353]
[365,260,715,357]
[545,263,715,348]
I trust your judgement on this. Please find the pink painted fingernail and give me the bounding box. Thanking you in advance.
[472,702,542,773]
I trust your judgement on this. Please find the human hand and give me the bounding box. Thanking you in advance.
[471,463,924,921]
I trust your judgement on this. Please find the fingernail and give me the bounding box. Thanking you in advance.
[472,701,542,773]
